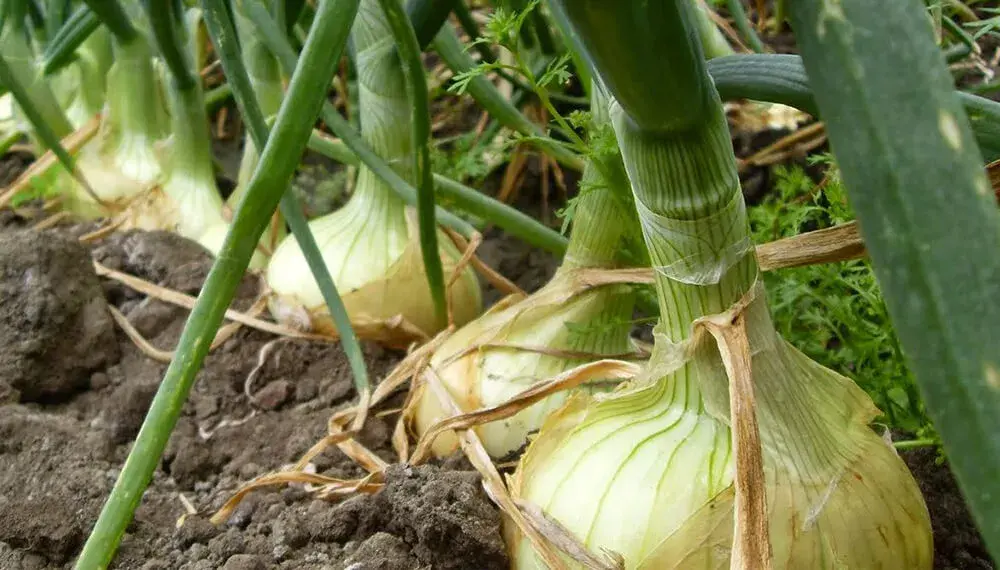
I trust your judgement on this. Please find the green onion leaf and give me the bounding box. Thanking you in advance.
[379,0,447,328]
[789,0,1000,559]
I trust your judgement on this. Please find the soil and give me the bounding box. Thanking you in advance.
[0,224,515,569]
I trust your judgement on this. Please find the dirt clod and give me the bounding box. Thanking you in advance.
[325,464,509,570]
[253,379,295,410]
[221,553,266,570]
[342,532,421,570]
[0,230,120,402]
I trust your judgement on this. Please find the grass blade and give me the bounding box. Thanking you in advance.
[200,0,370,403]
[788,0,1000,559]
[73,1,360,567]
[379,0,447,328]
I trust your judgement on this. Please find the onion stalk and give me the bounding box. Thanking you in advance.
[52,26,112,128]
[228,0,286,211]
[265,0,481,339]
[507,1,932,567]
[412,82,639,458]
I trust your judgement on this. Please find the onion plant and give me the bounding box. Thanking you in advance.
[65,0,169,217]
[507,1,936,567]
[265,0,482,339]
[413,81,640,458]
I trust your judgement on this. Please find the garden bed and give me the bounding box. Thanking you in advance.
[0,189,992,569]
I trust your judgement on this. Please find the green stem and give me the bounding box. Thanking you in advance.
[545,0,592,96]
[1,21,74,140]
[527,1,555,55]
[941,13,976,54]
[0,27,83,188]
[0,129,22,154]
[204,82,233,113]
[202,0,370,401]
[559,84,636,270]
[378,0,447,328]
[142,0,197,91]
[551,0,713,132]
[404,0,455,49]
[304,129,569,255]
[230,0,288,206]
[45,0,72,39]
[704,53,1000,161]
[689,0,736,57]
[74,1,359,567]
[0,53,76,162]
[893,438,938,451]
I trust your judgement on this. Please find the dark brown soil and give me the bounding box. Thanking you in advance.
[0,226,511,569]
[906,449,996,570]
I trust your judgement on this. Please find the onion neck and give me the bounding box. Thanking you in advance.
[344,0,412,232]
[107,34,166,151]
[232,5,287,202]
[64,28,112,128]
[559,176,629,270]
[164,78,216,193]
[560,82,634,271]
[613,97,757,344]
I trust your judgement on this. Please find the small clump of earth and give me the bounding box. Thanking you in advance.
[0,218,992,569]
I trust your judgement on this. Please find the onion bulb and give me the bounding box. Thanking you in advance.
[266,197,482,340]
[412,273,635,458]
[506,292,932,568]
